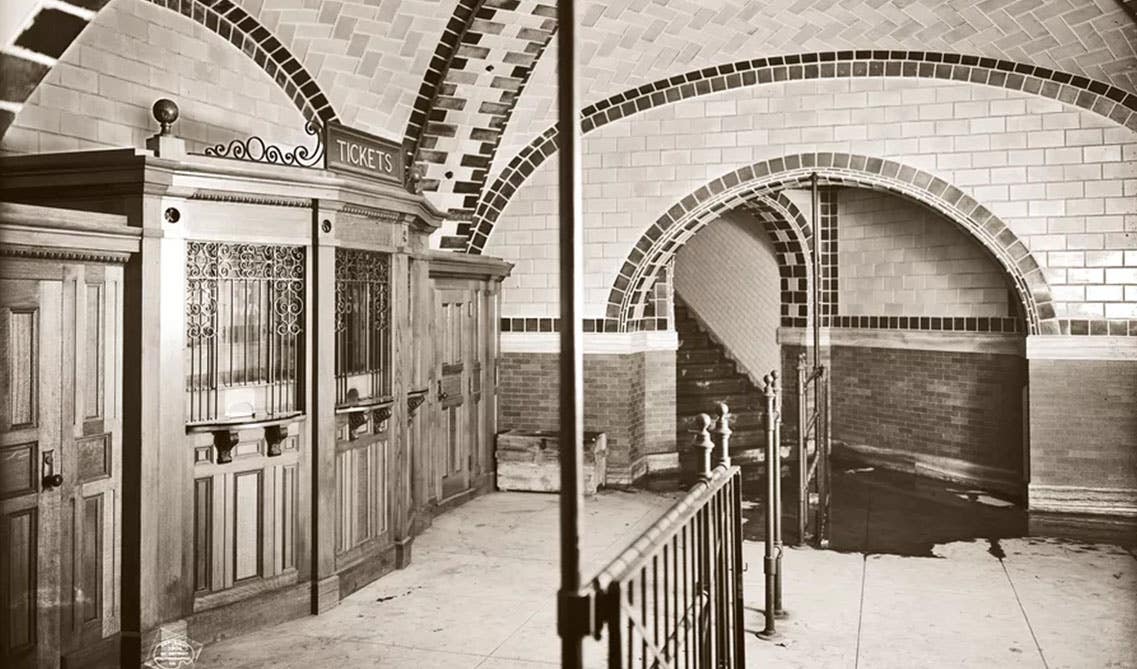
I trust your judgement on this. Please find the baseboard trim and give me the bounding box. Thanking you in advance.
[1028,484,1137,517]
[834,441,1023,499]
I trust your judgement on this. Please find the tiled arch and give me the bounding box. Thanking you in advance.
[0,0,335,136]
[736,193,815,330]
[623,191,812,333]
[401,0,556,223]
[606,153,1055,337]
[468,50,1137,254]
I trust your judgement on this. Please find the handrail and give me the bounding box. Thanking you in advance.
[590,464,736,591]
[584,409,747,668]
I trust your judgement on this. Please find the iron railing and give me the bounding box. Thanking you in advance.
[586,415,746,669]
[795,352,831,548]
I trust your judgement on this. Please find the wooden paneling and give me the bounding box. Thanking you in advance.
[233,471,263,582]
[193,479,212,592]
[83,284,103,421]
[76,434,110,482]
[1,508,37,655]
[274,466,296,574]
[78,495,103,625]
[334,423,388,558]
[0,442,36,499]
[5,310,37,430]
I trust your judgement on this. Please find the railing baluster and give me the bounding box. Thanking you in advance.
[627,578,634,669]
[683,522,690,669]
[732,472,746,666]
[641,566,647,669]
[609,582,624,669]
[652,553,659,666]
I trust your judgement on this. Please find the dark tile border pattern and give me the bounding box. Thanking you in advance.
[401,0,557,217]
[467,51,1137,255]
[499,315,1033,335]
[604,153,1057,336]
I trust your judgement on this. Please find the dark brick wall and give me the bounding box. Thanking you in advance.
[1029,359,1137,490]
[643,350,677,456]
[499,351,672,478]
[829,345,1027,477]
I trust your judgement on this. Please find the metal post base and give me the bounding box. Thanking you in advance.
[756,627,779,640]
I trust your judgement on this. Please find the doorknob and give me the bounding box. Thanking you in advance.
[42,451,63,490]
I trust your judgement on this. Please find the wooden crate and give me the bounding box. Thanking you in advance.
[495,430,608,495]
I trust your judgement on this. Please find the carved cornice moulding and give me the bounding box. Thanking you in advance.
[427,250,513,281]
[0,203,140,264]
[187,190,312,209]
[0,244,133,264]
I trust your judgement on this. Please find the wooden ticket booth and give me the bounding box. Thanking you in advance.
[0,103,509,667]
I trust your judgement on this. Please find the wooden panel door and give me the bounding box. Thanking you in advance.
[0,277,63,668]
[62,273,122,659]
[436,289,470,499]
[1,267,123,668]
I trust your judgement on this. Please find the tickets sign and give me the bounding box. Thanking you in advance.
[325,122,405,186]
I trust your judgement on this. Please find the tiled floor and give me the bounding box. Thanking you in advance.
[196,472,1137,668]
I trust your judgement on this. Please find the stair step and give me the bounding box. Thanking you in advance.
[677,333,716,348]
[677,362,739,379]
[678,377,753,394]
[676,349,723,364]
[677,397,764,416]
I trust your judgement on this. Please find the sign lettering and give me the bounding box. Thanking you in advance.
[325,122,405,187]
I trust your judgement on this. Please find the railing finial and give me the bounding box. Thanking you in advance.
[715,402,732,467]
[692,413,714,480]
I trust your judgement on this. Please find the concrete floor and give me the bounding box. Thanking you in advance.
[196,472,1137,668]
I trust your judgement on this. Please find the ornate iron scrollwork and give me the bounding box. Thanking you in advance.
[202,121,325,168]
[185,241,306,423]
[334,248,390,333]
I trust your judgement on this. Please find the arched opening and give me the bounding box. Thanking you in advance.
[620,154,1045,552]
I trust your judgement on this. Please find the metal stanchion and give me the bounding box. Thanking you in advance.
[555,1,587,666]
[772,370,785,618]
[756,374,778,639]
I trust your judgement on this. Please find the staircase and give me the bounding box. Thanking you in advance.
[674,297,791,469]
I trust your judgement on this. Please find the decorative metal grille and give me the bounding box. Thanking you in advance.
[185,241,306,423]
[201,121,325,168]
[335,248,392,406]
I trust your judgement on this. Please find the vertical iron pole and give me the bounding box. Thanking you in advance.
[556,0,585,666]
[757,374,777,639]
[772,370,785,618]
[811,172,820,373]
[796,354,807,545]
